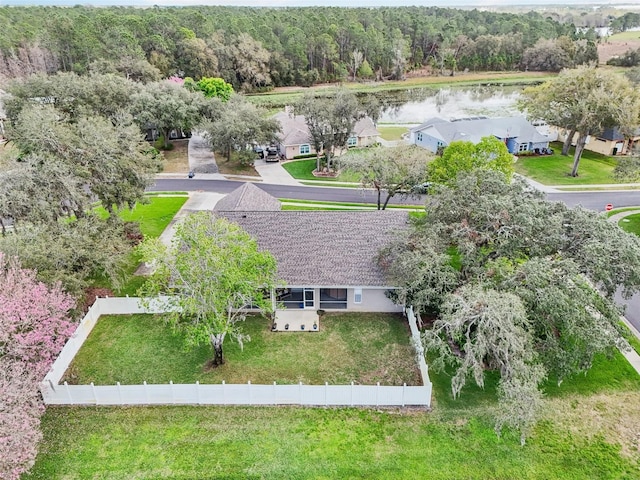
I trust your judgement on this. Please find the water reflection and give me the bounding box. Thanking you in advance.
[372,85,523,124]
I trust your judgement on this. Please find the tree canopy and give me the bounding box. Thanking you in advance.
[428,136,514,185]
[139,212,279,367]
[519,67,640,176]
[342,144,432,210]
[379,170,640,441]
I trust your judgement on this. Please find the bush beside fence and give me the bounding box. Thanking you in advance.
[40,297,432,408]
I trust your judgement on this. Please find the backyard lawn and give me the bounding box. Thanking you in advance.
[378,125,408,141]
[281,158,361,182]
[514,143,622,185]
[62,312,421,386]
[28,347,640,479]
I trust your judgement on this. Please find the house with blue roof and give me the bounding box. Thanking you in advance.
[409,116,551,155]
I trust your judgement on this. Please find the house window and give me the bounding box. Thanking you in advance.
[354,288,362,304]
[347,136,357,147]
[319,288,347,309]
[436,141,444,148]
[417,133,423,142]
[300,144,310,155]
[518,143,529,152]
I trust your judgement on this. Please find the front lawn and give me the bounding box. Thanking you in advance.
[619,213,640,236]
[514,143,621,185]
[159,139,189,173]
[281,158,360,182]
[63,312,420,386]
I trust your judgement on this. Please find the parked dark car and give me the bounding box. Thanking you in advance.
[253,145,264,159]
[265,145,280,162]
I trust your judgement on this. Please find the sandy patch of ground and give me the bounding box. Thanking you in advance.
[598,40,640,64]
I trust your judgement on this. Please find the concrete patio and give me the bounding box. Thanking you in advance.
[272,309,320,332]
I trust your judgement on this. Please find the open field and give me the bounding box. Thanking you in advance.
[62,312,421,386]
[28,348,640,479]
[514,143,622,185]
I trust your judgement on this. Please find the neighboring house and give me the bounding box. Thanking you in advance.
[144,123,191,142]
[273,110,379,160]
[410,116,551,154]
[214,184,406,313]
[213,182,282,212]
[552,126,640,156]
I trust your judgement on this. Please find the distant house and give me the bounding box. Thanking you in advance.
[214,184,406,313]
[552,126,640,156]
[273,110,379,160]
[409,116,551,154]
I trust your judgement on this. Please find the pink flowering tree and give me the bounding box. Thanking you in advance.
[0,253,76,480]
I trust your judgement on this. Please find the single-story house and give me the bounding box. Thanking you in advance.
[409,116,550,154]
[214,183,406,313]
[552,126,640,156]
[273,110,379,160]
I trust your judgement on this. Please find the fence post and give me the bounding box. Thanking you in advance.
[222,380,226,405]
[117,382,122,405]
[402,383,406,407]
[196,381,200,405]
[325,382,328,406]
[170,380,174,404]
[64,381,73,404]
[248,381,252,405]
[91,382,97,405]
[350,381,354,406]
[376,382,380,407]
[144,381,149,404]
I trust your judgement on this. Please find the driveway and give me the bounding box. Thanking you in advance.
[188,132,220,174]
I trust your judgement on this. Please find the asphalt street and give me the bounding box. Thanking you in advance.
[151,178,640,209]
[150,178,640,333]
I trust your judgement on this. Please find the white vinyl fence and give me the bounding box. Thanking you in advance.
[41,297,432,408]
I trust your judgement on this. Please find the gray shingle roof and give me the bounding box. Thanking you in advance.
[413,116,549,145]
[215,210,409,286]
[213,183,282,212]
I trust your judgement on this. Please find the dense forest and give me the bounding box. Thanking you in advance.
[0,6,600,89]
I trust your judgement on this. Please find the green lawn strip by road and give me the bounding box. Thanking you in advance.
[619,213,640,236]
[92,196,187,295]
[27,402,640,480]
[514,143,622,185]
[62,312,420,386]
[607,207,640,217]
[300,181,362,188]
[143,191,188,196]
[378,126,408,141]
[279,198,424,210]
[282,158,361,182]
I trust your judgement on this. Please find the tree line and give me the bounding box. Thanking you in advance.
[0,6,597,89]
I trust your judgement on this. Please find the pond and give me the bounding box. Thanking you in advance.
[370,85,525,124]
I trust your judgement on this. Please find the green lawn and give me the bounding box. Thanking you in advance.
[514,143,622,185]
[378,126,408,141]
[609,31,640,41]
[619,213,640,236]
[63,313,420,386]
[282,158,360,182]
[28,313,640,479]
[25,403,640,480]
[93,195,187,295]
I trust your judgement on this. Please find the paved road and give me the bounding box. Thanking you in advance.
[151,179,640,209]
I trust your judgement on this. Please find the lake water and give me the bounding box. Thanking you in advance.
[374,85,524,124]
